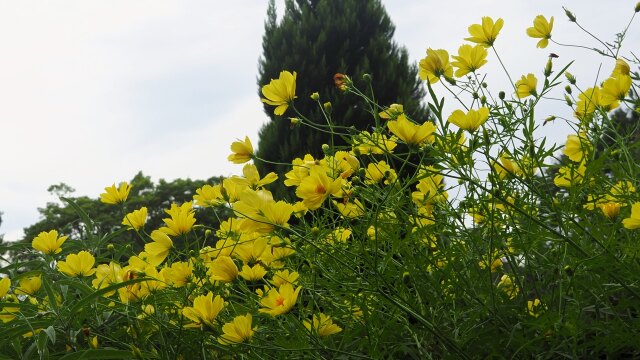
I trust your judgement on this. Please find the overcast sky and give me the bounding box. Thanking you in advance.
[1,1,638,241]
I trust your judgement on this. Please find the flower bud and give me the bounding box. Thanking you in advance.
[321,144,330,154]
[472,92,479,99]
[361,73,372,82]
[107,244,115,251]
[635,2,640,12]
[564,85,572,94]
[565,72,576,84]
[333,73,350,91]
[564,95,573,106]
[544,59,553,77]
[289,117,300,125]
[323,102,332,113]
[310,92,319,101]
[498,91,505,100]
[563,7,576,22]
[481,96,487,105]
[482,82,488,88]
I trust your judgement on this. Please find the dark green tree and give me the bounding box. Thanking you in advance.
[20,172,228,252]
[256,0,429,200]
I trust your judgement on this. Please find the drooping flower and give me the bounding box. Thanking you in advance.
[31,229,67,255]
[612,58,630,77]
[228,136,254,164]
[419,48,453,84]
[57,251,96,277]
[144,230,174,265]
[526,15,554,48]
[465,17,504,47]
[304,313,343,337]
[622,203,640,229]
[451,44,488,77]
[515,73,538,98]
[447,107,489,132]
[563,132,591,163]
[100,182,131,205]
[261,70,297,115]
[387,114,436,146]
[182,292,225,328]
[295,167,343,210]
[218,314,256,345]
[159,202,196,236]
[122,207,148,231]
[259,283,302,316]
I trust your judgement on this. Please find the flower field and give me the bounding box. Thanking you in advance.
[1,5,640,359]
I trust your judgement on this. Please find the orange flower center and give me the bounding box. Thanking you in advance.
[315,184,326,194]
[275,296,285,307]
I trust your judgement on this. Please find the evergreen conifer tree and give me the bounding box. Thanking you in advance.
[257,0,429,199]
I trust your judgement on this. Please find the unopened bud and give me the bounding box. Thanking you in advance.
[635,2,640,12]
[564,95,573,106]
[444,76,456,86]
[362,73,372,82]
[498,91,505,100]
[289,117,300,125]
[564,7,576,22]
[323,102,332,113]
[321,144,330,153]
[482,82,488,88]
[565,85,572,94]
[205,229,212,237]
[310,92,319,101]
[565,72,576,84]
[107,244,115,251]
[481,96,487,105]
[472,92,479,99]
[544,59,553,77]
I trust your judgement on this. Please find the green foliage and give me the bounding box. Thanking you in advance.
[256,0,429,200]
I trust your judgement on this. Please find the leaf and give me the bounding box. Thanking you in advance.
[61,197,95,236]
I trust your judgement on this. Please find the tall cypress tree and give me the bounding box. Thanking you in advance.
[257,0,429,200]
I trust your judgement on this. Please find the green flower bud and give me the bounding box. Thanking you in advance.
[565,85,572,94]
[563,7,576,22]
[498,91,506,100]
[310,92,319,101]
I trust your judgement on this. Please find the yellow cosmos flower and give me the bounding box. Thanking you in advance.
[563,132,591,163]
[32,229,67,255]
[208,256,239,283]
[526,15,554,48]
[122,207,148,230]
[144,230,173,265]
[304,313,342,337]
[612,58,630,77]
[100,182,132,205]
[92,262,123,296]
[527,298,545,318]
[193,184,225,207]
[57,251,96,277]
[493,153,522,179]
[239,264,267,282]
[419,48,453,84]
[447,107,489,132]
[515,73,538,98]
[387,114,436,146]
[15,275,41,296]
[270,269,300,287]
[334,199,365,218]
[234,163,278,189]
[622,203,640,229]
[165,261,193,287]
[351,131,397,155]
[553,162,587,188]
[228,136,254,164]
[218,314,256,345]
[182,292,225,328]
[378,103,404,120]
[365,160,397,185]
[600,75,631,106]
[465,17,504,47]
[160,202,196,236]
[497,274,519,299]
[0,278,10,299]
[261,70,297,115]
[295,167,343,210]
[451,44,488,77]
[259,283,302,316]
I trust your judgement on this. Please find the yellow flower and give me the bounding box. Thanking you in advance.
[447,107,489,132]
[497,274,519,299]
[334,199,365,218]
[193,184,225,207]
[304,313,342,337]
[145,230,173,265]
[493,153,521,179]
[57,251,96,277]
[122,207,147,230]
[208,256,239,283]
[326,227,352,244]
[451,44,488,77]
[261,70,297,115]
[259,283,302,316]
[365,160,397,185]
[0,278,10,299]
[526,15,554,48]
[600,75,631,107]
[378,103,404,120]
[159,202,196,236]
[351,131,397,155]
[622,203,640,229]
[419,48,453,84]
[465,17,504,47]
[239,264,267,281]
[612,58,631,77]
[295,167,343,210]
[182,292,225,328]
[15,275,41,296]
[218,314,256,345]
[553,162,587,188]
[387,114,436,146]
[515,73,538,98]
[92,262,123,295]
[32,230,67,255]
[527,298,544,318]
[164,261,193,287]
[99,182,131,205]
[237,163,278,189]
[270,269,300,287]
[228,136,254,164]
[599,202,621,219]
[563,132,591,163]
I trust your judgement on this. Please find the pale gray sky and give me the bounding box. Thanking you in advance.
[1,1,638,241]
